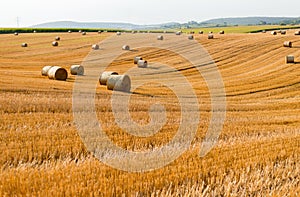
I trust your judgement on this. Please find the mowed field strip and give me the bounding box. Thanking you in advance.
[0,30,299,196]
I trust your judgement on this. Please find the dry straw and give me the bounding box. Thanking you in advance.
[99,71,119,85]
[41,66,54,76]
[70,65,84,76]
[21,43,28,47]
[48,66,68,81]
[107,75,131,92]
[137,60,148,68]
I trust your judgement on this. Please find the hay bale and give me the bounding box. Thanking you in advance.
[122,45,130,50]
[132,31,136,34]
[48,66,68,81]
[99,71,119,85]
[92,44,100,50]
[262,30,266,33]
[98,30,102,34]
[209,31,213,34]
[283,41,292,48]
[157,35,164,40]
[41,66,54,76]
[208,34,214,39]
[137,60,148,68]
[295,31,300,35]
[280,30,286,35]
[219,30,225,34]
[52,41,59,47]
[70,65,84,75]
[33,30,37,33]
[190,31,195,34]
[271,31,277,35]
[21,43,28,47]
[116,32,121,36]
[55,36,60,41]
[188,35,194,40]
[134,57,143,64]
[107,75,131,92]
[199,31,204,34]
[68,30,72,33]
[286,55,294,64]
[82,32,86,35]
[163,30,167,34]
[79,30,82,33]
[14,32,18,36]
[176,31,181,35]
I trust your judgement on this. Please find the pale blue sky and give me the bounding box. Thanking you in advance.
[1,0,299,27]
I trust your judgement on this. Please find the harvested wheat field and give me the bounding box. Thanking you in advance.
[0,30,300,196]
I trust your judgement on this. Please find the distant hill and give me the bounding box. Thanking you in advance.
[31,17,300,30]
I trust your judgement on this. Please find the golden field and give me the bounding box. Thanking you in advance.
[0,30,300,196]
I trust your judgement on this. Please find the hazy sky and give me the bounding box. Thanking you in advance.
[1,0,299,27]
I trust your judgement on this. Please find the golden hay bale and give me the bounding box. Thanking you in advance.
[41,66,54,76]
[122,45,130,50]
[286,55,294,64]
[283,41,292,48]
[107,75,131,92]
[48,66,68,81]
[99,71,119,85]
[271,31,277,35]
[33,30,37,33]
[55,36,60,41]
[79,30,82,33]
[188,35,194,40]
[14,32,18,36]
[295,31,300,35]
[157,35,164,40]
[98,30,102,34]
[52,41,59,47]
[92,44,100,50]
[280,30,286,35]
[68,30,72,33]
[134,57,143,64]
[209,31,213,34]
[208,34,214,39]
[70,65,84,75]
[116,32,121,36]
[82,32,86,35]
[137,60,148,68]
[262,30,266,33]
[21,43,28,47]
[199,31,204,34]
[219,30,225,34]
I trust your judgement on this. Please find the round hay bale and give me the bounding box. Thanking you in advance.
[209,31,213,34]
[262,30,266,33]
[137,60,148,68]
[55,36,60,41]
[107,75,131,92]
[48,66,68,81]
[219,30,225,34]
[190,31,195,34]
[134,57,143,64]
[295,31,300,35]
[132,31,136,34]
[116,32,121,36]
[14,32,18,36]
[21,43,28,47]
[99,71,119,85]
[41,66,54,76]
[176,31,181,35]
[92,44,100,50]
[199,31,204,34]
[163,30,167,34]
[122,45,130,50]
[188,35,194,40]
[283,41,292,48]
[286,55,294,64]
[70,65,84,75]
[52,41,59,47]
[208,34,214,39]
[271,31,277,35]
[79,30,82,33]
[33,30,37,33]
[157,35,164,40]
[82,32,86,35]
[280,30,286,35]
[98,30,102,34]
[68,30,72,33]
